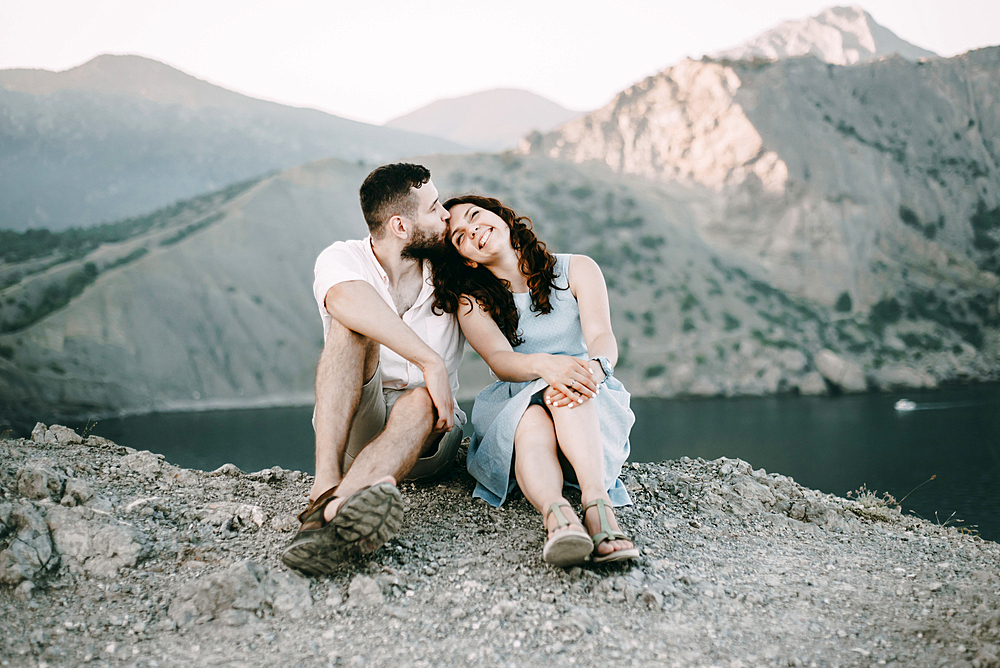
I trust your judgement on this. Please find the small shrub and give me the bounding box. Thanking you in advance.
[0,345,13,360]
[899,205,921,229]
[680,293,699,311]
[869,297,903,334]
[682,317,696,332]
[644,364,666,378]
[723,312,741,331]
[835,291,853,313]
[569,185,594,200]
[846,484,901,523]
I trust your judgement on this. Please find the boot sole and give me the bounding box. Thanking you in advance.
[281,482,403,575]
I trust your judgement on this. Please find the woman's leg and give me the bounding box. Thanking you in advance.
[546,397,635,557]
[514,404,585,537]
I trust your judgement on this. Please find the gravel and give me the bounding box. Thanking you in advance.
[1,423,998,667]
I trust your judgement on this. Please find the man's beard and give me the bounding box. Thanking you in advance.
[400,226,448,261]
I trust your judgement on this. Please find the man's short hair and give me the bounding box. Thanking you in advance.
[359,163,431,237]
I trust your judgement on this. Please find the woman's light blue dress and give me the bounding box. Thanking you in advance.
[467,254,634,507]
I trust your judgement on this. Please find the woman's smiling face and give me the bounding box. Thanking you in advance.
[447,202,511,265]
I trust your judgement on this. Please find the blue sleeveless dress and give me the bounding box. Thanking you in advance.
[467,254,634,507]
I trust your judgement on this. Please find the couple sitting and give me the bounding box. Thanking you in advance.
[281,162,637,574]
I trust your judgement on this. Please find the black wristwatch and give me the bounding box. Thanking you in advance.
[591,356,614,385]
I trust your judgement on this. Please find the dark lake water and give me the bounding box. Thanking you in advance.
[76,384,1000,542]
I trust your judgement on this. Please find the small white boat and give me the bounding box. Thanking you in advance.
[894,399,917,412]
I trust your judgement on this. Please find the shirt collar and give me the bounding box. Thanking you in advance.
[365,236,389,285]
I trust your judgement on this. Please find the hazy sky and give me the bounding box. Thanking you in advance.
[2,1,998,125]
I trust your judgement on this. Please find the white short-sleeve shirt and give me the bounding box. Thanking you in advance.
[313,237,465,421]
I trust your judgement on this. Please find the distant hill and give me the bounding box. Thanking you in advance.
[0,54,468,231]
[713,5,937,64]
[385,88,581,151]
[2,149,997,432]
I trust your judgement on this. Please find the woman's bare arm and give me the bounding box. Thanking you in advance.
[569,254,618,382]
[458,296,597,398]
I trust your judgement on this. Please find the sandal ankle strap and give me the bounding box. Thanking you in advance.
[582,498,625,547]
[544,501,573,530]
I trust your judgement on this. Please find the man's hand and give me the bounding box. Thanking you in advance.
[422,360,455,432]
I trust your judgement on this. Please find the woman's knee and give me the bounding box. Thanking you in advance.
[514,405,556,453]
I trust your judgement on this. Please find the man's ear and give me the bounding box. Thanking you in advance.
[387,214,408,240]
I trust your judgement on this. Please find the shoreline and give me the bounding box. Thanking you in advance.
[28,377,999,431]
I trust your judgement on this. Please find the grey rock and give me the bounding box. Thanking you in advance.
[30,423,47,443]
[63,478,94,505]
[168,560,269,628]
[13,579,35,601]
[196,502,265,530]
[778,349,808,373]
[46,505,150,577]
[869,365,938,391]
[211,463,243,477]
[795,371,828,396]
[16,464,66,500]
[689,378,720,397]
[0,502,57,585]
[557,607,598,636]
[262,569,312,619]
[815,350,867,393]
[47,425,84,445]
[248,467,286,483]
[347,575,384,607]
[270,514,299,533]
[163,466,200,486]
[119,451,165,477]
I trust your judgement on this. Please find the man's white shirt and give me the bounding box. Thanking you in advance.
[313,237,466,423]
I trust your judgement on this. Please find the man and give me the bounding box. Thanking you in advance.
[281,163,465,575]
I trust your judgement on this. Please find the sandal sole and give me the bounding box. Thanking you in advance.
[281,482,403,575]
[592,547,640,564]
[543,531,594,567]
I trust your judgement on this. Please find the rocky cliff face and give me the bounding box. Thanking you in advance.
[712,5,937,65]
[523,49,1000,350]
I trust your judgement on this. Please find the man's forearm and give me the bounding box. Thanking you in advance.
[326,281,441,371]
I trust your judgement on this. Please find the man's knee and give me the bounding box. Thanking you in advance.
[391,387,435,419]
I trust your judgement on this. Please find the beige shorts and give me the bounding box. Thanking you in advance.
[343,364,463,482]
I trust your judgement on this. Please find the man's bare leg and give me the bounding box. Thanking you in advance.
[321,386,437,521]
[311,317,380,501]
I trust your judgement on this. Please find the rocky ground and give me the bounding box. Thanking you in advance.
[2,424,999,668]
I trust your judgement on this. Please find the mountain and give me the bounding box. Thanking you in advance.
[0,55,468,232]
[713,5,937,64]
[522,48,1000,314]
[2,149,997,433]
[384,88,581,151]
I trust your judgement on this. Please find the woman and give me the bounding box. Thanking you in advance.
[431,195,639,566]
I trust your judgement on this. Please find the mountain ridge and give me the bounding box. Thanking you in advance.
[0,55,469,232]
[712,5,937,64]
[385,88,581,151]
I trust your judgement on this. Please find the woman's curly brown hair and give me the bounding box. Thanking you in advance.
[430,195,563,347]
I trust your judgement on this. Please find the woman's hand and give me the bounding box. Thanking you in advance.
[536,354,597,405]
